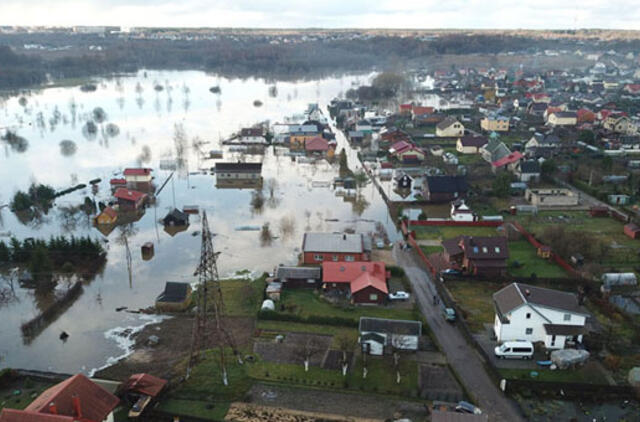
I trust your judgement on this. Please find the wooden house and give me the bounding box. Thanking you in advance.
[624,223,640,239]
[155,282,192,312]
[114,188,147,211]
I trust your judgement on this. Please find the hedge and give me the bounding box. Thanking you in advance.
[257,310,358,328]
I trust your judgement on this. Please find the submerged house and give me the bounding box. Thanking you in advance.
[163,208,189,227]
[155,282,192,312]
[124,168,152,184]
[114,188,147,211]
[94,206,118,225]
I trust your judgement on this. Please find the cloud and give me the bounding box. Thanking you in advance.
[0,0,638,29]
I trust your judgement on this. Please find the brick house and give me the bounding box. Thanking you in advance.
[301,233,371,265]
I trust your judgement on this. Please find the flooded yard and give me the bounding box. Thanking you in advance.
[0,70,397,374]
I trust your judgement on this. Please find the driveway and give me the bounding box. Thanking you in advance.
[393,245,525,422]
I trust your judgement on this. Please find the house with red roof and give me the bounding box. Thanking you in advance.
[388,141,426,163]
[576,108,596,124]
[123,168,152,184]
[305,136,329,155]
[398,104,413,114]
[322,261,389,304]
[114,188,148,211]
[0,374,119,422]
[491,151,523,173]
[623,84,640,95]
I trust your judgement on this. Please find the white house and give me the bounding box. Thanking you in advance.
[450,199,474,222]
[123,168,152,183]
[493,283,589,350]
[436,117,464,137]
[359,317,421,356]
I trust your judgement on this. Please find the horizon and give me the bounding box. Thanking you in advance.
[1,1,639,31]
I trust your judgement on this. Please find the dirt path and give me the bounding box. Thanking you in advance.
[95,315,255,382]
[393,244,526,422]
[248,383,427,421]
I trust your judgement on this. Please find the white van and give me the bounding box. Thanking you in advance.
[494,341,534,360]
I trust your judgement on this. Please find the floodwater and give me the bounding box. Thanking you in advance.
[0,70,397,374]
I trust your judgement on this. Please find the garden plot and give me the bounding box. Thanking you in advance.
[253,332,333,366]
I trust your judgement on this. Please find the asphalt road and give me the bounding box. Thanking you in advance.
[393,245,525,422]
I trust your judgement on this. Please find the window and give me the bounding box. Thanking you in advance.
[526,313,531,319]
[369,294,378,301]
[314,254,323,261]
[482,247,488,253]
[525,328,533,335]
[345,255,355,262]
[332,255,339,262]
[513,347,532,353]
[563,314,571,321]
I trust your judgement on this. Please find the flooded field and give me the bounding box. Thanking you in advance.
[0,70,396,374]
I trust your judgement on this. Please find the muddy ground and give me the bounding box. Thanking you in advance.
[94,315,255,382]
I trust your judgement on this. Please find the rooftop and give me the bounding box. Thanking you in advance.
[303,232,365,254]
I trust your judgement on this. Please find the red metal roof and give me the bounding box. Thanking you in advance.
[0,409,74,422]
[492,151,523,168]
[305,136,329,151]
[412,106,434,115]
[123,373,167,397]
[350,272,388,295]
[123,168,151,176]
[114,188,147,202]
[24,374,119,422]
[389,140,413,154]
[109,178,126,185]
[322,261,385,283]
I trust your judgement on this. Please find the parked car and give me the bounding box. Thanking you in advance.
[389,291,410,301]
[494,341,534,360]
[456,401,482,415]
[443,307,456,322]
[441,268,461,275]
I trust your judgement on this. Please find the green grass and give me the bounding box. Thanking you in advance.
[247,355,419,397]
[499,364,609,384]
[508,210,640,267]
[411,225,501,241]
[420,245,443,256]
[447,281,500,332]
[507,240,568,278]
[256,320,358,347]
[277,289,419,323]
[156,399,229,421]
[0,378,55,412]
[202,276,266,317]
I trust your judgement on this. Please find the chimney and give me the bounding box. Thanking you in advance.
[48,402,58,414]
[72,395,83,418]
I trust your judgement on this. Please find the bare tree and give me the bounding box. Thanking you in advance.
[295,337,324,372]
[335,332,356,376]
[391,335,413,384]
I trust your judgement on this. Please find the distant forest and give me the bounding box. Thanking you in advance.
[1,32,640,90]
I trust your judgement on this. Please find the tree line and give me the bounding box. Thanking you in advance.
[0,235,106,282]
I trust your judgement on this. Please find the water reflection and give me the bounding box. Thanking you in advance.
[0,69,395,374]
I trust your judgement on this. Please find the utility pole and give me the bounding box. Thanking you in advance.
[186,211,242,384]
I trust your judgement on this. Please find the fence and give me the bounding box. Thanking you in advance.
[510,221,578,277]
[505,379,637,400]
[401,220,437,276]
[407,220,503,227]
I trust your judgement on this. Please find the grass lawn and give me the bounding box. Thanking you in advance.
[499,364,609,384]
[411,225,501,241]
[247,355,419,397]
[201,276,266,317]
[156,399,229,421]
[447,281,502,332]
[508,211,640,267]
[276,289,419,323]
[420,245,443,256]
[507,240,568,278]
[0,376,55,413]
[256,320,358,348]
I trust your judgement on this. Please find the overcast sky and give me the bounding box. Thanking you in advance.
[1,0,638,30]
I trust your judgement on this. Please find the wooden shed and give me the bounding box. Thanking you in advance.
[589,206,609,218]
[537,245,552,259]
[141,242,154,260]
[624,223,640,240]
